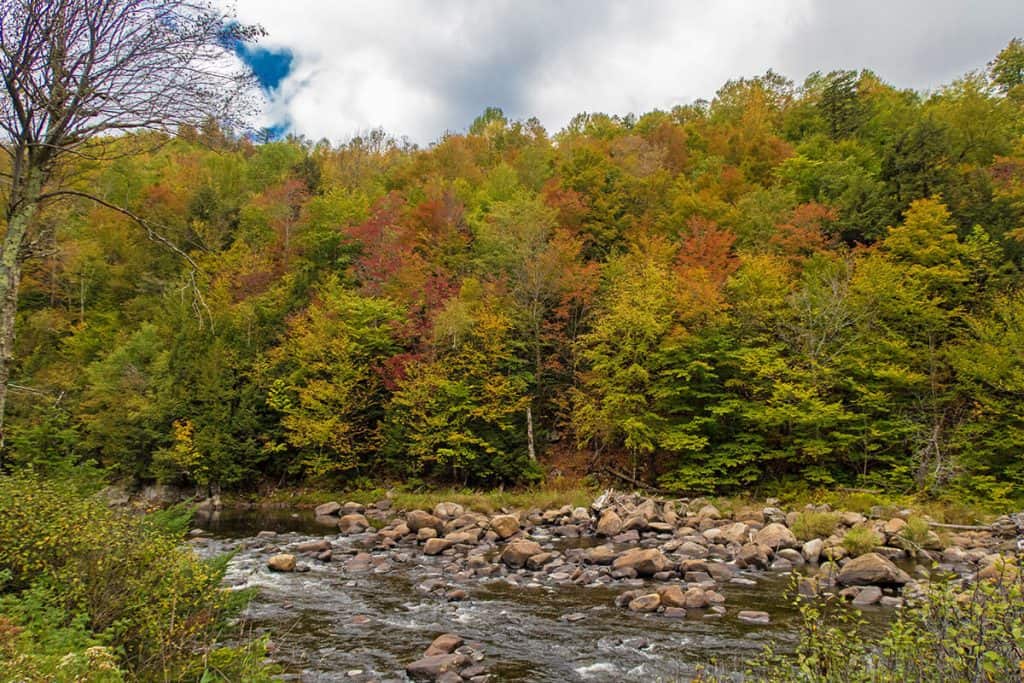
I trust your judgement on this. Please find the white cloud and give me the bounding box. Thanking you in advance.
[233,0,1022,144]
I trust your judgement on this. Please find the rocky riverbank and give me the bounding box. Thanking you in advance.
[213,491,1021,681]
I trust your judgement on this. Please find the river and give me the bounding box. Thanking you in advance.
[192,509,896,682]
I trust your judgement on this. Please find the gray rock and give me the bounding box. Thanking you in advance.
[838,552,912,586]
[314,501,341,517]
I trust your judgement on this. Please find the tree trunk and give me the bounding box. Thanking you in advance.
[526,405,536,462]
[0,193,39,460]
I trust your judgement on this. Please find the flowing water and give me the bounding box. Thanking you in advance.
[194,510,892,682]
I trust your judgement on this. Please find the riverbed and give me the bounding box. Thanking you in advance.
[193,509,893,682]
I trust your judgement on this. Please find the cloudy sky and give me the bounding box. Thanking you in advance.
[231,1,1023,144]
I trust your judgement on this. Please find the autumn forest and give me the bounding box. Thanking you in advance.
[6,39,1024,509]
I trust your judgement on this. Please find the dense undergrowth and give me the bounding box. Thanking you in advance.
[0,473,274,682]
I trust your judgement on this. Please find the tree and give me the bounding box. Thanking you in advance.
[0,0,260,455]
[988,37,1024,97]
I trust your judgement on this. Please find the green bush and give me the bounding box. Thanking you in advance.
[790,511,841,541]
[0,473,273,681]
[841,524,882,557]
[696,571,1024,682]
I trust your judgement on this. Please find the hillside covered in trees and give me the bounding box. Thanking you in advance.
[6,40,1024,506]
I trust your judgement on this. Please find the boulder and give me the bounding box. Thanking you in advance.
[720,522,751,544]
[883,518,907,537]
[802,538,824,564]
[683,587,710,609]
[267,554,296,572]
[406,653,469,682]
[407,510,444,532]
[526,552,555,570]
[490,514,520,539]
[596,510,623,536]
[433,502,465,519]
[837,552,912,586]
[314,501,341,517]
[338,513,370,534]
[500,539,543,568]
[444,530,478,545]
[658,585,687,608]
[627,593,661,612]
[697,504,721,520]
[423,538,454,555]
[841,511,867,526]
[571,507,591,523]
[424,633,464,656]
[339,501,365,514]
[612,548,671,577]
[737,543,770,569]
[585,545,617,565]
[852,585,883,606]
[754,523,798,549]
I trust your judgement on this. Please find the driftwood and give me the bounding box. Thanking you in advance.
[926,521,993,532]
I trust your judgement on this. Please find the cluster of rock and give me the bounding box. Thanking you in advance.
[405,633,489,682]
[266,492,1020,623]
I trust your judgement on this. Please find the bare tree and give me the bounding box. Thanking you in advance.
[0,0,262,456]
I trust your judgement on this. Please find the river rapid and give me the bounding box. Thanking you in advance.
[193,509,892,682]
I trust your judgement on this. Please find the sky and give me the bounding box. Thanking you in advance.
[229,0,1024,145]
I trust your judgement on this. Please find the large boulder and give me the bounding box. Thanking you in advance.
[612,548,671,577]
[596,509,623,536]
[837,552,912,586]
[406,510,444,533]
[267,554,296,572]
[490,514,520,539]
[754,523,798,549]
[500,538,543,567]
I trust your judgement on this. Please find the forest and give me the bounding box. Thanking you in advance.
[5,39,1024,508]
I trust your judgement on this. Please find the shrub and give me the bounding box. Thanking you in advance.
[841,524,882,557]
[790,511,841,540]
[875,572,1024,680]
[699,571,1024,682]
[0,473,273,681]
[895,515,932,550]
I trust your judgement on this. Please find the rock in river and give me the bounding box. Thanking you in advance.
[837,552,912,586]
[500,538,543,567]
[267,553,296,572]
[612,548,671,577]
[490,514,521,539]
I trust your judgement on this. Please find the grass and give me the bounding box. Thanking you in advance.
[790,511,842,540]
[842,524,883,557]
[226,481,599,515]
